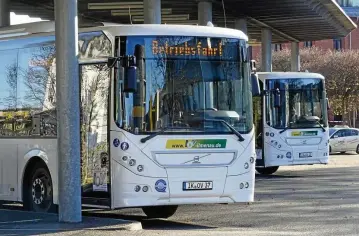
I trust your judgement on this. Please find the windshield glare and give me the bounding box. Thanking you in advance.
[265,78,327,129]
[116,36,253,134]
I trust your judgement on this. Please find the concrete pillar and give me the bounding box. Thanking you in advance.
[291,42,300,71]
[54,0,82,223]
[144,0,161,24]
[198,1,212,26]
[235,18,247,35]
[261,28,272,72]
[0,0,10,27]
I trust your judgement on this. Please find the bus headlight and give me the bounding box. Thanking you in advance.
[245,182,249,188]
[286,152,292,159]
[129,159,136,166]
[250,157,255,163]
[244,162,249,169]
[134,185,141,192]
[240,183,244,189]
[122,156,128,161]
[142,186,149,192]
[137,165,144,172]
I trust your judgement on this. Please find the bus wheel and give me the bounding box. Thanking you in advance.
[142,205,178,219]
[24,162,56,213]
[255,166,279,175]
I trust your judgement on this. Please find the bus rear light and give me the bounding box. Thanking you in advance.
[137,165,144,172]
[129,159,136,166]
[244,162,249,169]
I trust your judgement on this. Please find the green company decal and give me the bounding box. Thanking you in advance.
[166,139,227,149]
[301,131,318,136]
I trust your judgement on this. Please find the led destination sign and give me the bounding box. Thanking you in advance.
[151,39,224,57]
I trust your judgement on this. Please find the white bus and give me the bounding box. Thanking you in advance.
[0,21,259,218]
[253,71,329,175]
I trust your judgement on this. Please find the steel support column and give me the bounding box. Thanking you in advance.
[0,0,10,27]
[54,0,81,223]
[198,1,212,26]
[144,0,161,24]
[261,28,272,72]
[235,18,247,35]
[291,42,300,72]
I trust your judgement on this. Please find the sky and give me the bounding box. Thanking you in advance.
[10,12,46,25]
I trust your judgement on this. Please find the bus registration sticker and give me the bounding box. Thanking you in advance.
[183,181,213,191]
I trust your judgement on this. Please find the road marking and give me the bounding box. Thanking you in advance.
[0,219,42,224]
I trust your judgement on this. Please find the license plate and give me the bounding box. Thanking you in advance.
[299,152,312,158]
[183,181,213,191]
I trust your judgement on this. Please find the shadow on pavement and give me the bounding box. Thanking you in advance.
[0,208,141,235]
[82,210,216,230]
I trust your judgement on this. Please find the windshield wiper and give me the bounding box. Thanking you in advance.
[202,118,245,142]
[140,126,198,143]
[279,126,290,134]
[316,120,326,132]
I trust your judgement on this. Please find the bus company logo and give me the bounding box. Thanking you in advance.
[166,139,227,149]
[155,179,167,192]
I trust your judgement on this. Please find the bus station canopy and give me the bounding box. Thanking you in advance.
[10,0,357,43]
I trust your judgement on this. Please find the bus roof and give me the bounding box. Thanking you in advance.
[256,72,325,81]
[0,21,248,41]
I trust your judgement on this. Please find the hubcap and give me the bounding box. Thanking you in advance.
[32,178,45,205]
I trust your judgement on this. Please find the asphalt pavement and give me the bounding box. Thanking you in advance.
[1,153,358,236]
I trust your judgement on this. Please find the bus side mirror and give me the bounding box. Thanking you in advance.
[274,89,281,107]
[107,56,137,93]
[251,73,261,96]
[326,98,330,110]
[123,66,137,93]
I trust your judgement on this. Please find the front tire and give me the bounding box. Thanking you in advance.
[24,162,56,213]
[256,166,279,175]
[142,205,178,219]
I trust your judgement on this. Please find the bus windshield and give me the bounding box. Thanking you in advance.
[265,78,327,129]
[116,36,253,134]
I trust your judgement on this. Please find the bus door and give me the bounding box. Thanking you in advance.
[79,63,111,208]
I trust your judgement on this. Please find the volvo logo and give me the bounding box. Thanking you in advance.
[193,156,201,163]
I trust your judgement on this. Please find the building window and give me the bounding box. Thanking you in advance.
[333,38,342,50]
[274,44,282,51]
[304,41,313,47]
